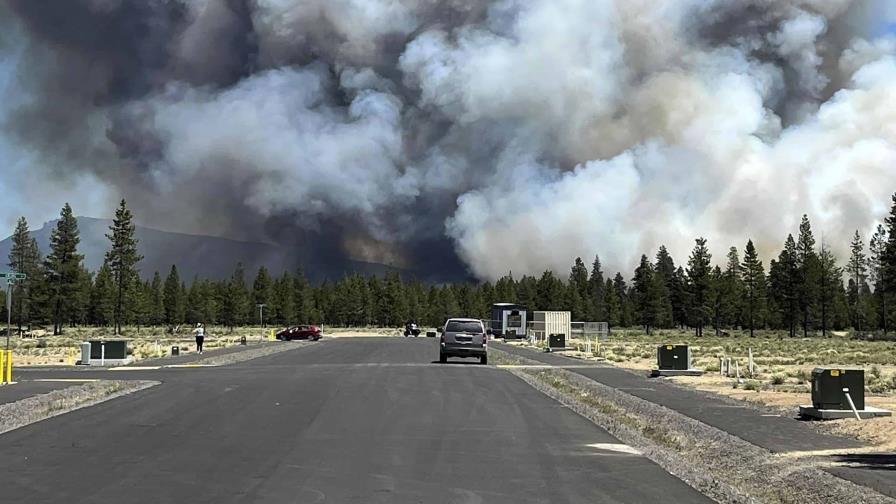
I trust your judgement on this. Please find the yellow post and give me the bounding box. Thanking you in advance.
[0,350,5,384]
[269,330,275,341]
[4,350,11,384]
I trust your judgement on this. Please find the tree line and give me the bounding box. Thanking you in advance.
[5,193,896,336]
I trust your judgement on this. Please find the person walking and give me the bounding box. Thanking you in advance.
[193,323,205,354]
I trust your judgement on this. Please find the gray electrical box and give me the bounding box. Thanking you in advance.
[657,345,690,370]
[812,368,864,410]
[80,342,91,365]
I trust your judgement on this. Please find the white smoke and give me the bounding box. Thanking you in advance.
[2,0,895,278]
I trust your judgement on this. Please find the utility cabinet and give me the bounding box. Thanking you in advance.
[812,368,864,410]
[657,344,690,370]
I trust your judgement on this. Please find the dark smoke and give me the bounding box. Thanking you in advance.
[1,0,893,280]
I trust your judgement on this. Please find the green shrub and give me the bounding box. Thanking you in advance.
[870,365,881,379]
[770,374,786,385]
[743,380,762,391]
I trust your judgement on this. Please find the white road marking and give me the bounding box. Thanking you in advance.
[110,366,161,371]
[164,364,219,368]
[587,443,643,455]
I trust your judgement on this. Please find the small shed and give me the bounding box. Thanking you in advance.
[532,311,571,341]
[490,303,528,338]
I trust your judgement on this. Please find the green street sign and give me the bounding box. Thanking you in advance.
[0,272,26,280]
[14,273,26,280]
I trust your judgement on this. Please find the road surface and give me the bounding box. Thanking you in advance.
[1,338,710,503]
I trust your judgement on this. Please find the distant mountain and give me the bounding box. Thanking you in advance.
[0,217,402,282]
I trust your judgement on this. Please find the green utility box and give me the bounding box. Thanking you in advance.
[89,340,127,360]
[548,334,566,349]
[657,344,690,370]
[811,368,864,410]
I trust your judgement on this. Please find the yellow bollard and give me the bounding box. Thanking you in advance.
[0,351,4,384]
[269,330,275,341]
[4,350,11,384]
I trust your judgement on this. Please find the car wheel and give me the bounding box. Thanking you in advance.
[480,354,488,365]
[283,334,291,342]
[439,353,447,364]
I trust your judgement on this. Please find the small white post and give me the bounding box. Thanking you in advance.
[735,360,741,383]
[719,357,723,376]
[843,388,862,420]
[748,348,754,378]
[101,342,105,367]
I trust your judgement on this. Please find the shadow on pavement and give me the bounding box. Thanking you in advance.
[834,453,896,471]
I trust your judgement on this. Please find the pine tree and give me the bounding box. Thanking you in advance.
[847,230,868,332]
[185,277,204,324]
[252,266,274,326]
[721,247,744,329]
[517,276,538,311]
[272,272,295,325]
[44,204,85,335]
[104,199,143,334]
[709,265,724,336]
[770,235,799,337]
[72,265,93,327]
[294,269,312,324]
[869,224,888,334]
[89,262,115,326]
[652,248,674,328]
[588,255,606,321]
[741,240,766,337]
[162,265,183,326]
[671,267,690,329]
[883,192,896,334]
[796,215,820,336]
[818,242,842,337]
[536,271,564,311]
[632,255,658,334]
[495,273,518,303]
[148,272,164,326]
[604,278,620,329]
[7,217,43,333]
[686,237,712,337]
[569,257,589,320]
[612,273,632,327]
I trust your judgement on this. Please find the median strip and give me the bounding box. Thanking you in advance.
[0,380,158,436]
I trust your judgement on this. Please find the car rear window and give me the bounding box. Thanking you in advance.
[446,321,484,333]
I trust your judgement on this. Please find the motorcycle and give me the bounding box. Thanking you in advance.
[404,323,421,337]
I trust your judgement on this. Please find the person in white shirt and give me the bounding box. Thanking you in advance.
[192,323,205,354]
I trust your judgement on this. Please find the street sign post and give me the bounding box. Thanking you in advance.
[1,272,27,351]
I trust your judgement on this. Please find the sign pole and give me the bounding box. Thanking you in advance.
[5,280,12,352]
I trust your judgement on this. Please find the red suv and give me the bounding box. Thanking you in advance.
[276,325,322,341]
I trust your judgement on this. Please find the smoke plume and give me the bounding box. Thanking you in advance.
[1,0,894,279]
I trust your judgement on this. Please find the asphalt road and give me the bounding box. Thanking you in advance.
[0,338,709,503]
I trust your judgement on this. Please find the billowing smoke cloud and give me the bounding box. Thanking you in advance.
[1,0,894,279]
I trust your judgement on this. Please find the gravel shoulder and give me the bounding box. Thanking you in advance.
[491,347,895,504]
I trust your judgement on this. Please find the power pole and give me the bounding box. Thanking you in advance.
[257,303,267,328]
